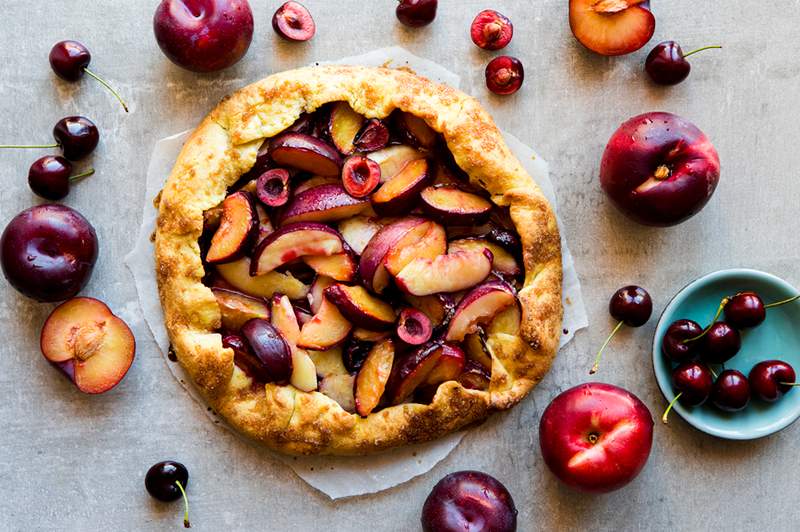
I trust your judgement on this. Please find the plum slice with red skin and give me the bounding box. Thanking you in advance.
[371,158,432,216]
[354,119,390,152]
[206,191,258,264]
[448,238,520,276]
[396,307,433,346]
[389,342,443,404]
[403,293,455,329]
[303,248,357,282]
[40,297,135,394]
[241,318,293,383]
[419,185,492,225]
[354,339,395,416]
[269,132,342,176]
[308,275,336,314]
[328,102,364,155]
[324,283,397,330]
[212,287,270,330]
[250,222,344,276]
[292,176,339,195]
[569,0,655,57]
[395,249,494,296]
[342,155,381,198]
[271,294,317,391]
[445,279,517,342]
[384,220,445,277]
[319,373,356,412]
[422,343,465,386]
[393,111,438,149]
[297,296,352,350]
[358,216,428,293]
[338,215,382,255]
[471,9,514,50]
[272,1,316,42]
[216,257,309,300]
[367,145,423,183]
[279,183,369,225]
[458,359,491,391]
[256,168,291,207]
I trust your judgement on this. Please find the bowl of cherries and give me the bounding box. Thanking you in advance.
[653,269,800,439]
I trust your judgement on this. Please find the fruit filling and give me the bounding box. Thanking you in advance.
[199,103,528,414]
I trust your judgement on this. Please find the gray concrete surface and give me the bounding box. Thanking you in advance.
[1,1,798,530]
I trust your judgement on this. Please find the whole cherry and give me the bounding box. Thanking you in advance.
[701,321,741,364]
[396,0,438,28]
[724,291,799,329]
[662,361,714,423]
[28,156,94,200]
[49,40,128,111]
[0,116,99,161]
[145,461,191,528]
[485,56,524,96]
[661,319,703,363]
[590,285,653,374]
[749,360,798,402]
[710,369,750,412]
[645,42,722,86]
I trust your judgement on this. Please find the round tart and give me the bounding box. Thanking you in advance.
[155,65,562,455]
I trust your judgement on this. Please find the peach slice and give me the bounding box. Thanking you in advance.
[40,297,135,394]
[396,307,433,346]
[367,144,424,183]
[308,346,347,378]
[212,287,271,331]
[403,293,456,328]
[297,296,352,350]
[206,191,258,264]
[371,158,432,216]
[303,251,357,282]
[445,280,517,342]
[353,328,392,342]
[358,216,428,293]
[320,373,356,412]
[328,101,365,155]
[395,249,493,296]
[464,333,493,370]
[354,339,395,416]
[250,222,344,275]
[338,215,382,255]
[279,183,369,225]
[293,176,340,195]
[241,318,293,383]
[458,359,491,391]
[569,0,655,57]
[394,111,438,149]
[419,186,492,225]
[384,221,446,277]
[487,303,522,335]
[324,283,396,331]
[215,257,309,300]
[309,275,336,314]
[448,238,521,276]
[272,294,317,392]
[389,342,442,404]
[269,132,342,176]
[422,343,465,386]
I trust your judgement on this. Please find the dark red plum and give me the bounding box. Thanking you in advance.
[600,112,720,226]
[240,318,292,382]
[421,471,517,532]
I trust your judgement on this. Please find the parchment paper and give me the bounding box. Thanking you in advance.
[124,47,587,500]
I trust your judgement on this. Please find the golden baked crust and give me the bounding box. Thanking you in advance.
[154,65,562,455]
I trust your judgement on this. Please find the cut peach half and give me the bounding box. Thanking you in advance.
[448,238,520,276]
[250,222,344,275]
[280,183,369,225]
[395,249,493,296]
[569,0,655,57]
[445,280,517,342]
[40,297,135,394]
[206,190,258,264]
[212,287,271,331]
[384,220,446,277]
[324,283,397,331]
[371,158,432,216]
[422,344,466,386]
[367,144,424,183]
[215,257,309,300]
[297,296,352,350]
[420,186,492,225]
[359,216,428,293]
[269,132,342,176]
[354,339,395,416]
[329,101,365,155]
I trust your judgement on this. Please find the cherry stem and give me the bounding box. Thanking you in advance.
[682,45,723,59]
[682,297,728,344]
[764,294,800,309]
[175,480,190,528]
[779,382,800,387]
[69,168,94,182]
[589,320,624,375]
[662,392,682,424]
[0,143,58,149]
[84,67,129,113]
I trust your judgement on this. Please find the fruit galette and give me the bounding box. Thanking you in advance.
[155,65,562,455]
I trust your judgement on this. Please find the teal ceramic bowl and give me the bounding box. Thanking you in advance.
[653,269,800,439]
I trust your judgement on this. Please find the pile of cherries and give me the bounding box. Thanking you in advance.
[661,291,800,421]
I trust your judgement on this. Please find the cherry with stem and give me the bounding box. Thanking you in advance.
[0,116,99,160]
[681,297,728,344]
[175,480,191,528]
[590,285,652,374]
[49,40,128,112]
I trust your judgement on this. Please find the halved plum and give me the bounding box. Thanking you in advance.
[389,342,442,404]
[422,343,465,386]
[303,250,357,282]
[393,111,438,150]
[206,191,258,264]
[354,118,390,153]
[338,215,382,255]
[384,220,446,277]
[371,158,432,216]
[395,249,493,296]
[269,132,342,176]
[358,217,428,293]
[354,338,395,416]
[297,296,352,350]
[445,280,517,342]
[241,318,293,383]
[448,238,520,276]
[569,0,655,56]
[367,144,424,183]
[40,297,135,394]
[341,155,381,198]
[256,168,291,207]
[212,287,271,330]
[324,283,396,330]
[403,293,456,329]
[328,102,364,155]
[458,359,491,391]
[308,275,336,314]
[216,257,309,300]
[420,185,492,225]
[396,307,433,346]
[271,294,317,391]
[319,373,356,412]
[250,222,344,275]
[279,183,369,225]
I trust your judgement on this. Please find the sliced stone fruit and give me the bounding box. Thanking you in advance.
[308,346,347,378]
[393,111,438,149]
[338,215,382,255]
[420,185,492,225]
[353,328,392,342]
[384,220,446,277]
[396,307,433,346]
[458,359,491,391]
[250,222,344,275]
[279,183,369,225]
[366,144,423,183]
[293,176,340,195]
[206,190,258,264]
[354,339,395,416]
[253,204,275,246]
[445,279,517,342]
[270,294,318,392]
[324,283,396,331]
[354,118,390,153]
[240,318,293,383]
[394,249,493,296]
[269,132,342,176]
[328,101,364,155]
[303,250,357,282]
[389,342,442,404]
[486,303,521,335]
[422,343,465,386]
[319,373,356,413]
[358,216,428,293]
[308,275,336,314]
[448,238,520,276]
[216,257,309,300]
[403,293,456,329]
[40,297,135,394]
[464,333,492,370]
[297,296,352,350]
[371,158,432,216]
[212,287,271,331]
